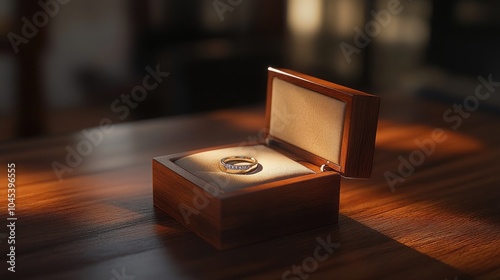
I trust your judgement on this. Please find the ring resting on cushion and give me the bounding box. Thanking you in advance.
[219,156,258,174]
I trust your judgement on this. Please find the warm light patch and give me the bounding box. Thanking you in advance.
[16,166,149,214]
[328,0,364,37]
[210,109,265,132]
[376,119,484,155]
[343,199,500,275]
[287,0,323,36]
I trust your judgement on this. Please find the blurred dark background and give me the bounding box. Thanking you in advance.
[1,0,499,142]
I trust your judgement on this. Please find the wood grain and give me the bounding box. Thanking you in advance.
[153,147,340,250]
[0,93,499,279]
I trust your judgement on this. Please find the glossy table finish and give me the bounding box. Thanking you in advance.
[1,94,499,280]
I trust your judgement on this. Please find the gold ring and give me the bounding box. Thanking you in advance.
[219,156,258,174]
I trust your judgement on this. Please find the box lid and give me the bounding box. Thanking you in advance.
[265,67,380,179]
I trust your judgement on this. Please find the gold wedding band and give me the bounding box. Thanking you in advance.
[219,156,258,174]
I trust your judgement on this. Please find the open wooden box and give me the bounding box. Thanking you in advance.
[153,67,380,250]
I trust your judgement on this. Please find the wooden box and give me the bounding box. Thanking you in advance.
[153,67,380,250]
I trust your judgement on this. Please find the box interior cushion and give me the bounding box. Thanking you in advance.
[174,145,315,192]
[270,77,346,166]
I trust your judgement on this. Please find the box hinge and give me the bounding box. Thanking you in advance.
[320,161,334,172]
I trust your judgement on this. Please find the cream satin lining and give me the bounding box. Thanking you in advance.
[270,77,346,165]
[174,145,314,192]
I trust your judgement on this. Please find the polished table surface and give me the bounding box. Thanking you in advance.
[1,93,499,280]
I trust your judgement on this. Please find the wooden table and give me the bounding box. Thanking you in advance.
[1,93,499,280]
